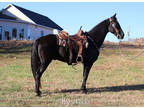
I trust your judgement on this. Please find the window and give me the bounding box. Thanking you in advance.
[28,29,31,40]
[5,31,10,40]
[41,30,44,36]
[4,27,10,40]
[12,28,17,40]
[19,29,24,39]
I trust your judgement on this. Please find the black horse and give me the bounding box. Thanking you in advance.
[31,14,124,96]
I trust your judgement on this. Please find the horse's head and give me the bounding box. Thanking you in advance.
[108,13,124,39]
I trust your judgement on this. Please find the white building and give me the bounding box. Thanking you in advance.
[0,4,63,40]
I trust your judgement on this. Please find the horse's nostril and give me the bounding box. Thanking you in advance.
[121,32,124,37]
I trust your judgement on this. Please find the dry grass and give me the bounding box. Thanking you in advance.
[1,41,144,106]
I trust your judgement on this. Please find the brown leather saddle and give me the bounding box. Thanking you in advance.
[57,27,88,64]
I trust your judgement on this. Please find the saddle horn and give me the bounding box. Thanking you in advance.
[77,26,83,36]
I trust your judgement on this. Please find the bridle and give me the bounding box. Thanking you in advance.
[109,18,121,38]
[84,18,121,53]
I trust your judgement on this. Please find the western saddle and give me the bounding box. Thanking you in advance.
[58,27,86,64]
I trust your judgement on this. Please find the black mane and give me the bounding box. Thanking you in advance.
[87,19,109,48]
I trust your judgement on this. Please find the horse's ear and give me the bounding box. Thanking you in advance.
[80,26,82,30]
[111,13,117,20]
[113,13,117,18]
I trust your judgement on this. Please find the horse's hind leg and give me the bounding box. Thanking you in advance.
[35,59,52,96]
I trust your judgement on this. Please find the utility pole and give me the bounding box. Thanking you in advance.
[127,26,131,42]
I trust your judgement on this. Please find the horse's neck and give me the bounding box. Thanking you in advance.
[88,19,109,48]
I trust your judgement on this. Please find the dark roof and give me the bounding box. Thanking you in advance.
[0,13,16,20]
[13,4,63,30]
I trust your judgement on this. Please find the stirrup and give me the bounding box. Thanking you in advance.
[76,55,83,63]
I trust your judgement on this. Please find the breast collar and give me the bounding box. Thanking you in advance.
[84,32,100,53]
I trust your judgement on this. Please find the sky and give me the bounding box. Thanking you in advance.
[0,2,144,42]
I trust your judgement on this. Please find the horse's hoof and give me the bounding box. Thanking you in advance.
[81,89,87,94]
[82,90,87,94]
[36,93,41,97]
[36,91,42,97]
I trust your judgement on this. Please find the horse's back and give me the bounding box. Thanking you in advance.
[36,34,57,47]
[34,34,58,59]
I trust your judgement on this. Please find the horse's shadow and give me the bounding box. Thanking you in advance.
[51,84,144,94]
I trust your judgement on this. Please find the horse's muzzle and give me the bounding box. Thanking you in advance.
[117,32,124,39]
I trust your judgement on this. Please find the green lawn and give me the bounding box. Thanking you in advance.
[0,44,144,106]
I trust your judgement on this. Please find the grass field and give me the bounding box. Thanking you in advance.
[1,41,144,106]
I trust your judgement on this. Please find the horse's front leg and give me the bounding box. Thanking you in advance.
[81,63,93,94]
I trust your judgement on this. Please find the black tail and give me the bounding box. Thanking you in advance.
[31,40,40,80]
